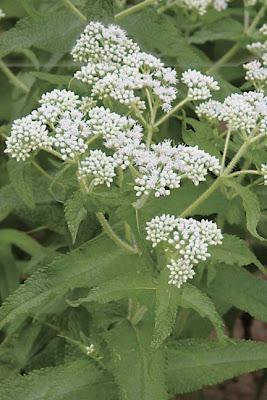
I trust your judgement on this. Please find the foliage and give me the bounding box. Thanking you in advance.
[0,0,266,399]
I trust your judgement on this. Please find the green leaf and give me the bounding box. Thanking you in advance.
[208,264,267,322]
[70,270,155,306]
[8,160,35,209]
[65,191,88,243]
[152,269,182,348]
[0,236,146,329]
[179,284,225,340]
[225,180,266,241]
[209,234,265,273]
[121,9,210,69]
[167,339,267,394]
[0,359,111,400]
[0,185,18,222]
[104,320,168,400]
[84,0,114,22]
[190,18,243,44]
[0,11,84,59]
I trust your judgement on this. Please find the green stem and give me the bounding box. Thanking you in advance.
[247,4,267,35]
[32,160,53,181]
[207,43,240,74]
[62,0,86,21]
[220,129,231,172]
[96,212,140,254]
[43,147,63,160]
[146,124,154,148]
[180,139,253,218]
[0,59,30,94]
[229,170,261,177]
[115,0,155,20]
[154,98,189,128]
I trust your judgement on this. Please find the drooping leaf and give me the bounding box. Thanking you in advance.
[225,180,266,241]
[0,236,145,329]
[167,339,267,394]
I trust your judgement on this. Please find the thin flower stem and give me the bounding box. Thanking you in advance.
[0,59,30,94]
[247,4,267,35]
[61,0,86,22]
[207,43,240,74]
[115,0,155,20]
[154,98,189,128]
[228,170,261,178]
[44,147,63,160]
[96,212,140,254]
[180,138,255,218]
[32,160,53,181]
[220,129,231,172]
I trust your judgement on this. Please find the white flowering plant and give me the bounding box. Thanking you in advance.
[0,0,267,399]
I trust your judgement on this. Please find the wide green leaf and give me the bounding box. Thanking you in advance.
[8,160,35,209]
[167,339,267,394]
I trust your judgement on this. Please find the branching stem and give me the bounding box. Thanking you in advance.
[115,0,155,20]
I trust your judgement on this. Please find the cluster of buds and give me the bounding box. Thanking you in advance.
[181,69,219,100]
[196,91,267,135]
[245,24,267,88]
[146,214,223,288]
[261,164,267,186]
[72,22,177,112]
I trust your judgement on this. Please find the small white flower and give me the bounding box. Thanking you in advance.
[146,215,223,288]
[0,9,5,18]
[260,24,267,36]
[181,69,219,100]
[78,150,118,188]
[85,344,95,355]
[196,99,223,120]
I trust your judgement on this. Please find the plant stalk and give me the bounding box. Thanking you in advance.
[62,0,86,21]
[154,98,189,128]
[115,0,155,20]
[96,212,139,254]
[0,59,30,94]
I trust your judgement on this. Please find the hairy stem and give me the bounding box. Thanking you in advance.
[115,0,155,20]
[0,59,30,94]
[62,0,86,21]
[96,212,140,254]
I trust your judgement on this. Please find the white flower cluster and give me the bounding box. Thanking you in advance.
[72,22,177,112]
[78,150,118,188]
[244,60,267,88]
[0,9,5,19]
[134,140,220,197]
[261,164,267,186]
[246,27,267,88]
[85,344,95,355]
[156,0,229,15]
[197,91,267,134]
[181,69,219,100]
[146,214,223,288]
[5,89,92,162]
[5,116,52,161]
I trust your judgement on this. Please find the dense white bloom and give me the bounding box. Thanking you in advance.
[78,150,118,187]
[32,89,81,124]
[244,60,267,86]
[218,91,267,133]
[261,164,267,185]
[247,41,267,57]
[5,115,52,161]
[146,215,223,288]
[72,22,177,112]
[212,0,228,11]
[52,109,91,160]
[0,9,5,18]
[195,99,223,120]
[181,69,219,100]
[133,140,220,197]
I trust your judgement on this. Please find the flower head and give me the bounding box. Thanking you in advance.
[181,69,219,100]
[146,215,223,288]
